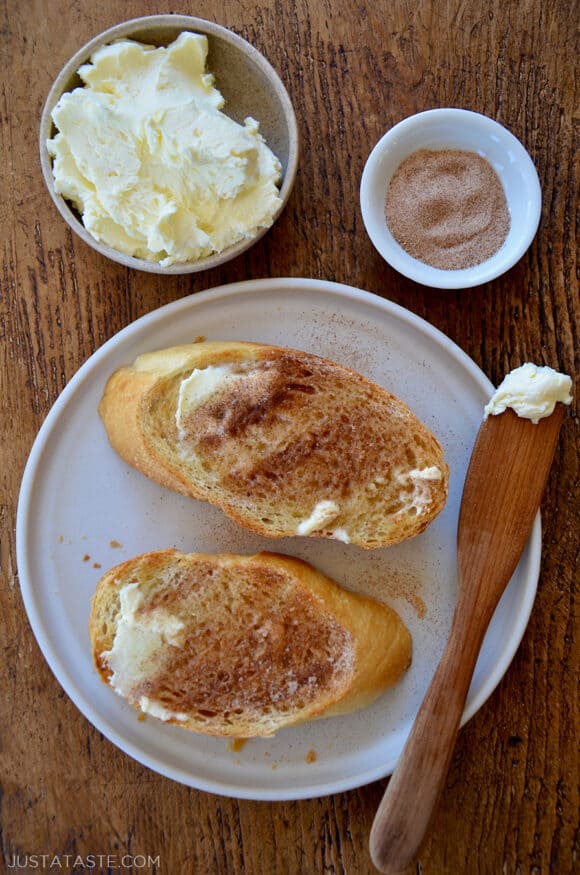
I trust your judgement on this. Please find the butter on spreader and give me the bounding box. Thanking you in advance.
[47,32,283,266]
[484,363,572,424]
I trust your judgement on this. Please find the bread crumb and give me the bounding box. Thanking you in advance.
[109,540,123,549]
[229,738,247,752]
[58,535,64,544]
[93,562,102,569]
[271,763,278,770]
[137,712,147,722]
[193,335,207,343]
[408,593,427,619]
[83,554,90,562]
[305,749,317,764]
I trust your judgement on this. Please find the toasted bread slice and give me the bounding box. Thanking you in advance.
[89,549,411,737]
[98,341,448,548]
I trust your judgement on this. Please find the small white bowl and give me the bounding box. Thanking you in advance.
[360,108,541,289]
[40,15,299,274]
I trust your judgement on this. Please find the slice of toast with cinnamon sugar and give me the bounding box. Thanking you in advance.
[98,341,448,548]
[89,549,412,737]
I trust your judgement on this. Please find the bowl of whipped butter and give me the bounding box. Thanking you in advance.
[40,16,299,274]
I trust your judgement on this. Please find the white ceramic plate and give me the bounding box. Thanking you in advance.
[16,278,540,800]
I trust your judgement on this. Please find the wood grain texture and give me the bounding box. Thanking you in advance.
[1,1,577,874]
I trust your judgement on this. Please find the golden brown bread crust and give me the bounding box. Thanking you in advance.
[89,550,412,737]
[98,341,449,548]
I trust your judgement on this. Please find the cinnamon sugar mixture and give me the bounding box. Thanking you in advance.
[385,149,510,270]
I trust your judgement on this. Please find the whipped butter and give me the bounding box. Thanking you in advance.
[47,32,283,266]
[176,363,240,434]
[297,500,341,536]
[484,363,572,423]
[397,466,443,515]
[102,581,188,722]
[138,696,188,723]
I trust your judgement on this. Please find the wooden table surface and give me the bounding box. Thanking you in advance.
[2,1,577,873]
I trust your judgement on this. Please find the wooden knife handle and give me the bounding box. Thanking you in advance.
[370,406,565,873]
[369,616,484,874]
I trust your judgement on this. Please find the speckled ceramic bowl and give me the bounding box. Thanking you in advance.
[360,109,541,289]
[39,15,299,274]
